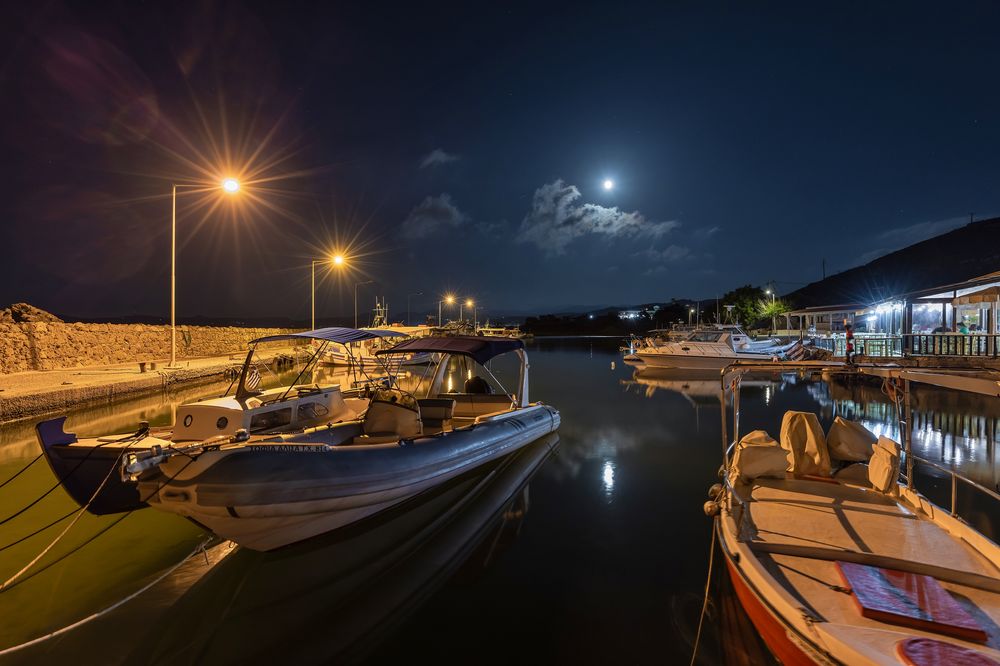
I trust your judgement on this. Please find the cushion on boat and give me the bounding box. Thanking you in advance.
[445,393,514,418]
[895,638,998,666]
[360,389,422,440]
[779,411,831,476]
[827,416,877,462]
[868,436,900,494]
[728,430,789,484]
[836,562,989,643]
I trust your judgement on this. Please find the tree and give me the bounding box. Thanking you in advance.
[718,285,765,326]
[758,298,791,332]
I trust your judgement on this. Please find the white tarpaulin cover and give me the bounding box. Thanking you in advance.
[729,430,789,484]
[868,435,900,493]
[827,417,877,462]
[779,411,831,476]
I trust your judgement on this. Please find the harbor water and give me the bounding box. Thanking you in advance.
[0,339,997,664]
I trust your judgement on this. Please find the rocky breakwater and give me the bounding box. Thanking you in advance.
[0,304,300,374]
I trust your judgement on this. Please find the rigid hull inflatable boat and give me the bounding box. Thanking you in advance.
[38,333,560,551]
[708,362,1000,665]
[35,327,386,515]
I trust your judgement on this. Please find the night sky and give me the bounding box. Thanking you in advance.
[2,2,1000,323]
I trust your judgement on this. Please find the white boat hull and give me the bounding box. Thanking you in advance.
[636,350,778,370]
[140,404,560,551]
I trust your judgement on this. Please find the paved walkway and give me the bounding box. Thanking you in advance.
[0,348,300,423]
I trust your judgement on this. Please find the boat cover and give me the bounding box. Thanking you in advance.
[836,562,988,643]
[827,416,877,462]
[779,411,831,476]
[868,436,900,493]
[251,327,399,345]
[896,638,997,666]
[375,335,524,364]
[729,430,789,483]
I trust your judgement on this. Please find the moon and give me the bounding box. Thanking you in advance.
[603,179,614,191]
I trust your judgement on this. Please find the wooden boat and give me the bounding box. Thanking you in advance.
[38,335,560,551]
[709,362,1000,665]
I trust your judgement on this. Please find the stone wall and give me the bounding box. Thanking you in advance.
[0,323,301,374]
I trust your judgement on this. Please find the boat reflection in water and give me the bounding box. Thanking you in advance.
[123,433,559,665]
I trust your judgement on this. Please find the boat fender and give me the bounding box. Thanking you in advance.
[703,501,720,517]
[708,483,723,500]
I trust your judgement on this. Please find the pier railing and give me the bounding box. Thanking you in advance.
[810,334,1000,359]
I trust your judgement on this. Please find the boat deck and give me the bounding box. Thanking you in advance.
[733,477,1000,658]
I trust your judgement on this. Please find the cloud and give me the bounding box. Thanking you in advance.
[694,225,720,239]
[419,148,459,168]
[636,244,691,262]
[400,194,467,239]
[516,179,679,254]
[854,216,968,266]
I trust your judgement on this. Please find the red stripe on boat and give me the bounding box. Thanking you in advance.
[837,562,988,643]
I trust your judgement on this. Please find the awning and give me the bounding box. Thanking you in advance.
[251,327,397,345]
[375,335,524,364]
[952,286,1000,306]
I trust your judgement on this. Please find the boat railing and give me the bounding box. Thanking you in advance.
[902,453,1000,524]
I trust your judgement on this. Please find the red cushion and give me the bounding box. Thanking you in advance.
[896,638,998,666]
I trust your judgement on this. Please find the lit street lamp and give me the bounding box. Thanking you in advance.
[170,178,240,368]
[688,307,695,326]
[355,280,374,329]
[311,254,346,330]
[438,294,455,326]
[407,292,423,326]
[460,298,474,323]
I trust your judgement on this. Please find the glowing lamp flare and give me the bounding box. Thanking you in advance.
[222,178,240,193]
[603,179,614,191]
[332,254,345,266]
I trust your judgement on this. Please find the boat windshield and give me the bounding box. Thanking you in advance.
[688,331,725,342]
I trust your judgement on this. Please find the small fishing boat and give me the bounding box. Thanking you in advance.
[37,334,560,551]
[708,362,1000,665]
[34,327,398,515]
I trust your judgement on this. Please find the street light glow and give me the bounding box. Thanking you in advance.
[445,294,455,304]
[465,299,474,308]
[222,178,240,193]
[603,179,614,190]
[332,254,345,266]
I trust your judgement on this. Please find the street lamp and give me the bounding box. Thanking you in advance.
[438,294,455,326]
[688,308,695,326]
[355,280,374,329]
[407,292,423,326]
[311,254,346,330]
[169,178,240,368]
[460,298,474,322]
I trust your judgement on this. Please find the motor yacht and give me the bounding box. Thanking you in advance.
[636,328,798,370]
[708,362,1000,665]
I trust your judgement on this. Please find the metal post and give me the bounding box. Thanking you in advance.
[903,378,913,489]
[311,260,316,331]
[438,300,443,326]
[170,184,177,368]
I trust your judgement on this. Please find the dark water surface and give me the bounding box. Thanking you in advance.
[0,339,997,664]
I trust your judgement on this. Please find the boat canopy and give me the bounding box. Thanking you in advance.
[251,327,404,346]
[376,335,524,364]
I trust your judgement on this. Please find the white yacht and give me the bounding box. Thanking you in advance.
[636,327,797,370]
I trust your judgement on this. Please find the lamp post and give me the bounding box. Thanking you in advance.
[688,308,694,326]
[462,298,474,328]
[170,178,240,368]
[438,294,455,326]
[765,289,776,332]
[355,280,374,329]
[311,254,345,330]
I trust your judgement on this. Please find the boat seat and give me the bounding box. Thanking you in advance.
[418,398,455,434]
[441,393,513,418]
[351,389,422,445]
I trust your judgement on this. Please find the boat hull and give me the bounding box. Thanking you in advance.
[721,533,821,666]
[140,404,560,551]
[636,352,776,370]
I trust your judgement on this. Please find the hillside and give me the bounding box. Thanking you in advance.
[785,216,1000,307]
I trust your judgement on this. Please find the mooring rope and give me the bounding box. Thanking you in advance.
[0,536,213,656]
[689,520,718,666]
[0,454,43,490]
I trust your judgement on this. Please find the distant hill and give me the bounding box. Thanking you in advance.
[785,216,1000,308]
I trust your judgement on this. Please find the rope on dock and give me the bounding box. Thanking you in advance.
[0,536,213,657]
